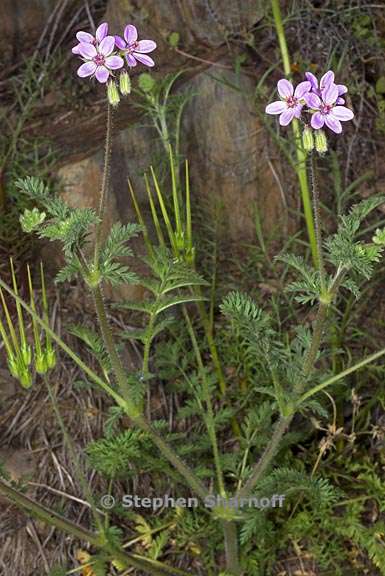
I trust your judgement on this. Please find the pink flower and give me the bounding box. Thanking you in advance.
[76,36,124,84]
[72,22,109,55]
[115,25,157,68]
[305,83,354,134]
[305,70,347,105]
[265,79,311,126]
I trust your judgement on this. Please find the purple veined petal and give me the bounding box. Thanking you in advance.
[72,44,81,55]
[320,70,335,90]
[305,71,318,91]
[311,111,325,130]
[325,115,342,133]
[322,82,339,105]
[77,61,97,77]
[265,101,287,115]
[293,104,303,118]
[126,54,137,67]
[78,42,97,59]
[76,31,94,44]
[95,66,110,83]
[99,36,115,56]
[330,106,354,121]
[337,84,348,95]
[115,35,126,49]
[136,40,157,53]
[279,107,295,126]
[133,52,155,67]
[336,97,345,105]
[304,92,321,109]
[277,79,293,99]
[96,22,108,42]
[124,24,138,44]
[294,80,311,99]
[105,55,124,70]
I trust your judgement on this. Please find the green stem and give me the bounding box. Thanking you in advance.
[271,0,318,267]
[0,479,189,576]
[94,102,113,269]
[309,153,326,291]
[183,307,226,497]
[92,284,138,414]
[223,520,242,575]
[238,300,329,499]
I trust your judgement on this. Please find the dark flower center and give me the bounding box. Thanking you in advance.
[286,96,297,108]
[94,54,105,66]
[126,41,139,54]
[320,103,333,115]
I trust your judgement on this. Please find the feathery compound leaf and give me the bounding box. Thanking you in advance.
[325,196,385,279]
[277,253,322,304]
[100,222,142,262]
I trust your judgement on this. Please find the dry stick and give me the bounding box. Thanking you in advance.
[0,479,190,576]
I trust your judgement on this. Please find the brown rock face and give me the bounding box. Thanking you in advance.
[182,67,282,242]
[106,0,264,48]
[0,0,57,63]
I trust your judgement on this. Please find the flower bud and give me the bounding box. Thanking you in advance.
[315,129,328,154]
[119,71,131,96]
[302,126,314,152]
[35,352,48,375]
[19,368,33,389]
[107,81,120,107]
[45,348,57,370]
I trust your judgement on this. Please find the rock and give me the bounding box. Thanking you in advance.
[0,0,57,64]
[182,66,283,242]
[106,0,264,48]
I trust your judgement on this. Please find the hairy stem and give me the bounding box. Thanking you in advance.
[94,102,113,269]
[223,520,242,575]
[271,0,318,267]
[309,153,326,291]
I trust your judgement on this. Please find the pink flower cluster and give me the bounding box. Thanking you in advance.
[265,70,354,134]
[72,22,157,84]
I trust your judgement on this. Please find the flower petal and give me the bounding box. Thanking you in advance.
[320,70,335,90]
[77,61,97,77]
[293,104,303,118]
[311,111,325,129]
[133,52,155,67]
[76,31,94,44]
[322,82,339,105]
[337,84,348,95]
[105,55,124,70]
[330,106,354,121]
[325,115,342,133]
[265,101,287,115]
[99,36,115,56]
[96,22,109,43]
[294,80,311,99]
[115,35,126,49]
[305,71,318,91]
[336,97,345,105]
[78,42,97,59]
[124,24,138,44]
[126,54,137,67]
[95,66,110,83]
[304,92,321,109]
[279,108,295,126]
[136,40,157,53]
[277,79,293,98]
[72,44,81,55]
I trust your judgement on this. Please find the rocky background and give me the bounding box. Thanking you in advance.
[1,0,289,266]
